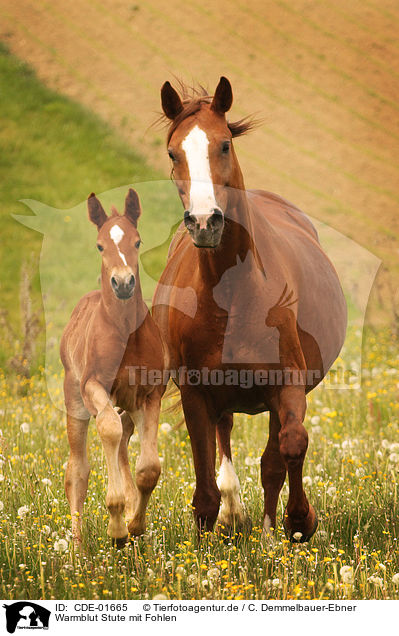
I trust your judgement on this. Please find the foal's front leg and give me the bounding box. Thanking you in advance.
[127,390,162,537]
[119,411,137,523]
[84,379,128,545]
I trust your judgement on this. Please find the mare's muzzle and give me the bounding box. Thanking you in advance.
[110,273,136,299]
[184,208,224,248]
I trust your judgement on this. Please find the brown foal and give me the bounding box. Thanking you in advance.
[61,189,166,546]
[153,77,347,541]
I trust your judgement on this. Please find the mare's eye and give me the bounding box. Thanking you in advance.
[97,244,104,252]
[168,149,177,162]
[221,141,230,154]
[135,240,141,249]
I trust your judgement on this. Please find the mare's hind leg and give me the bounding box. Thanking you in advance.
[128,390,161,537]
[216,414,247,534]
[84,379,128,545]
[261,411,286,537]
[274,386,317,542]
[65,414,90,545]
[119,412,137,523]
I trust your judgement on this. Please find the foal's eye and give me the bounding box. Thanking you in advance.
[97,244,104,252]
[221,141,230,154]
[135,240,141,249]
[168,149,177,162]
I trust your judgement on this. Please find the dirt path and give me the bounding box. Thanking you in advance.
[1,0,398,320]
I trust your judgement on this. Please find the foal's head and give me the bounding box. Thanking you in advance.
[88,189,141,300]
[161,76,252,248]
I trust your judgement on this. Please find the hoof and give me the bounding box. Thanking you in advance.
[128,518,146,537]
[111,535,128,549]
[217,515,252,540]
[283,504,318,543]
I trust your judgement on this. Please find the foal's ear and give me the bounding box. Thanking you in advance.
[87,193,107,229]
[124,188,141,227]
[211,76,233,114]
[161,81,184,120]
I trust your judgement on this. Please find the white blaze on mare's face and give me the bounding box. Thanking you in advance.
[181,125,218,217]
[109,224,127,266]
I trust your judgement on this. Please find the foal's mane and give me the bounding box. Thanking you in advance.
[159,80,257,144]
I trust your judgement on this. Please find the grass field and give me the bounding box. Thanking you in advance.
[1,19,399,601]
[1,330,399,600]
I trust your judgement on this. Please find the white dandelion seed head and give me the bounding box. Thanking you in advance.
[187,574,197,587]
[20,422,30,433]
[368,575,383,587]
[54,539,68,553]
[207,568,220,581]
[18,505,29,517]
[392,573,399,585]
[340,565,354,585]
[160,422,172,434]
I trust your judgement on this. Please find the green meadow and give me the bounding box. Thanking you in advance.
[1,45,399,600]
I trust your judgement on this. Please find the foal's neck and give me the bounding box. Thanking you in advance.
[100,275,147,339]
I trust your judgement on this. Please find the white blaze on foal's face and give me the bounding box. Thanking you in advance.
[181,125,218,218]
[109,224,127,266]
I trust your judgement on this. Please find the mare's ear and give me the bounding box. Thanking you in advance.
[161,81,184,120]
[87,193,107,229]
[124,188,141,227]
[211,76,233,114]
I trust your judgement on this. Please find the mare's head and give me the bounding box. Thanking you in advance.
[161,76,252,248]
[88,189,142,300]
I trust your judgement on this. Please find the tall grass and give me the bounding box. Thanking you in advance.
[0,330,399,600]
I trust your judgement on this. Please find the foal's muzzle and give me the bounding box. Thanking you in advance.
[184,208,224,248]
[110,273,136,299]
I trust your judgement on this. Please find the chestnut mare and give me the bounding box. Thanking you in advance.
[153,77,347,542]
[61,189,165,547]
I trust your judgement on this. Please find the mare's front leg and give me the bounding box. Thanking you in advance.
[84,379,128,546]
[216,414,248,534]
[274,385,317,542]
[181,386,220,533]
[128,390,162,537]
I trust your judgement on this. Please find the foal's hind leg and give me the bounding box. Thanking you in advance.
[128,391,161,537]
[216,414,247,534]
[261,411,286,537]
[119,412,137,523]
[65,414,90,545]
[275,386,317,542]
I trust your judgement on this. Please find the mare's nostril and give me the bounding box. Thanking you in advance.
[184,210,196,231]
[128,275,135,288]
[111,276,118,289]
[208,208,224,229]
